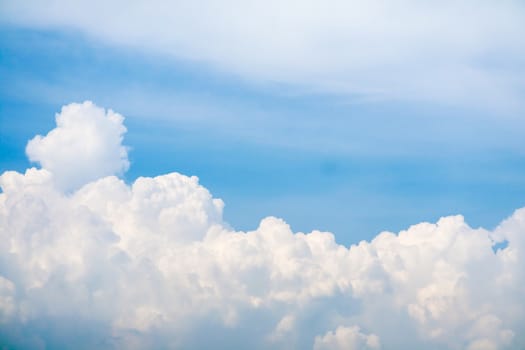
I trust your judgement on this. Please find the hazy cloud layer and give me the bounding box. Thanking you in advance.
[2,1,525,110]
[0,102,524,349]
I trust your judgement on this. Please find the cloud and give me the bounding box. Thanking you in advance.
[25,101,129,191]
[313,326,381,350]
[0,102,524,349]
[1,1,525,110]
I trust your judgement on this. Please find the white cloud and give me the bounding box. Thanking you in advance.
[313,325,381,350]
[0,103,524,349]
[25,101,129,191]
[1,1,524,110]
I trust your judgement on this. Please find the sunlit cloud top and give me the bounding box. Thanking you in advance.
[0,102,524,349]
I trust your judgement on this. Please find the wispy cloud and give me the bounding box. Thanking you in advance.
[2,1,525,110]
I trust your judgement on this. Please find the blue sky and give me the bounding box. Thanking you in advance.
[2,23,525,245]
[1,2,525,349]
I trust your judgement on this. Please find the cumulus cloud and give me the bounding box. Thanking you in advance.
[314,326,381,350]
[26,101,129,191]
[1,1,525,110]
[0,103,524,349]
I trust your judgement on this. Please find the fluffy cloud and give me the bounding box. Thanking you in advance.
[1,1,525,110]
[314,326,381,350]
[0,102,524,349]
[26,101,129,191]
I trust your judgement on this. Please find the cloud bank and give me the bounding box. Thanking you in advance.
[1,102,524,349]
[2,1,525,110]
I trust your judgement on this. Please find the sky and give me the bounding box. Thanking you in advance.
[0,1,525,349]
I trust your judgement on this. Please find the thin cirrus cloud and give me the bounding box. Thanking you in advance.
[0,101,523,349]
[1,1,525,111]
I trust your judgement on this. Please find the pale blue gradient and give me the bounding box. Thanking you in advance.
[1,26,525,245]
